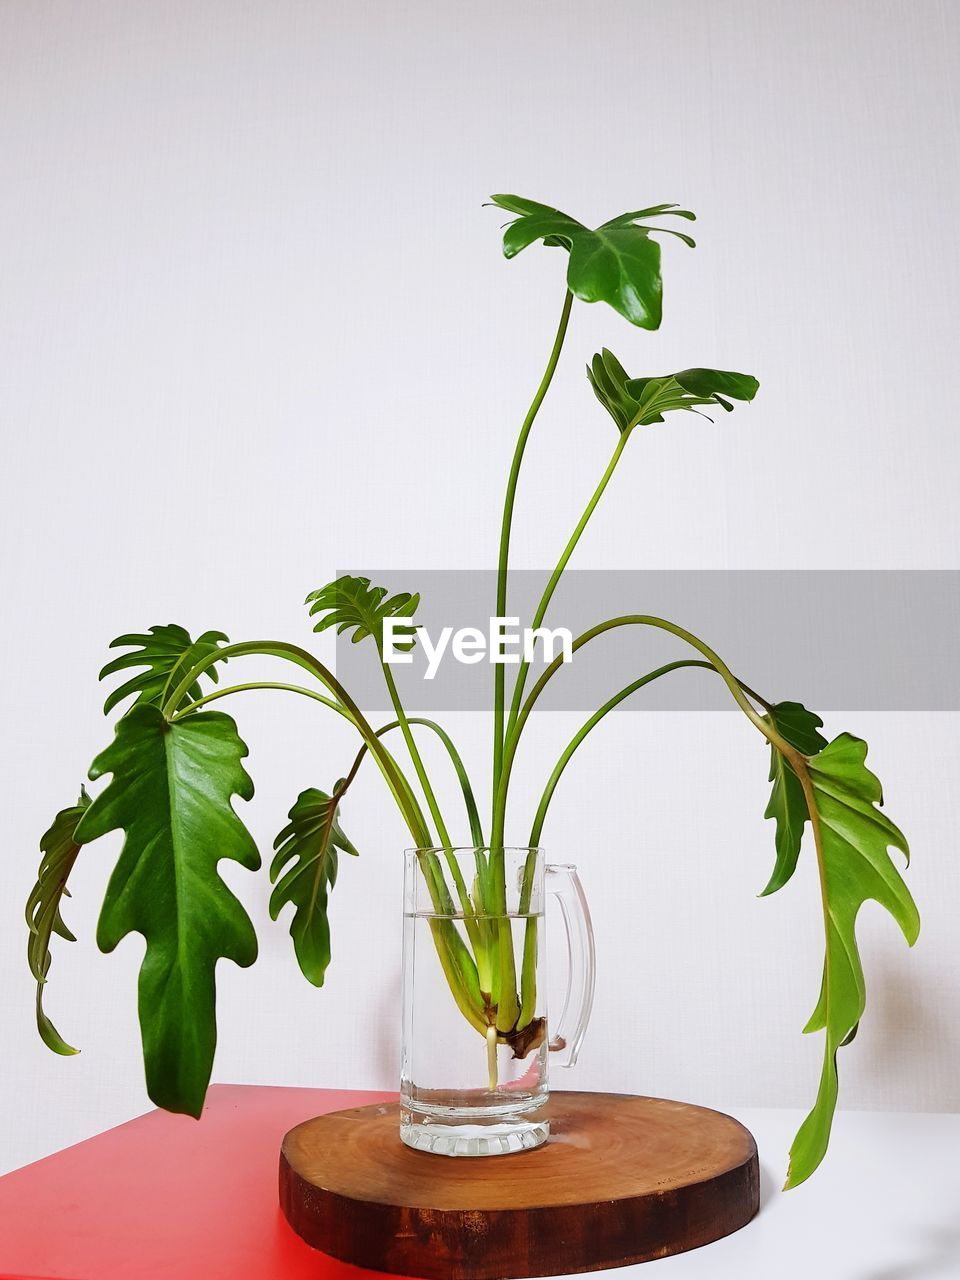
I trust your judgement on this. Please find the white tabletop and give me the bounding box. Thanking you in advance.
[597,1107,960,1279]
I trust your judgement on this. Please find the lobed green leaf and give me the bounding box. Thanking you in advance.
[269,786,358,987]
[75,705,260,1117]
[772,733,920,1188]
[488,194,697,329]
[26,790,91,1055]
[306,575,420,653]
[99,625,229,715]
[761,702,828,896]
[587,349,759,434]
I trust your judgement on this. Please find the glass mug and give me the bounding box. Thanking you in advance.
[400,847,595,1156]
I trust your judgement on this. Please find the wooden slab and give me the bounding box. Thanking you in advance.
[279,1091,759,1277]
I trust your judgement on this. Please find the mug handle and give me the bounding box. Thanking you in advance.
[545,863,596,1066]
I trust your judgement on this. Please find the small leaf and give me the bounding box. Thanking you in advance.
[502,211,582,258]
[600,205,697,226]
[587,351,759,434]
[488,194,564,218]
[26,789,91,1055]
[75,705,260,1117]
[306,575,420,654]
[761,702,828,896]
[585,351,635,433]
[489,195,696,329]
[270,786,358,987]
[675,369,760,402]
[100,625,229,715]
[778,733,920,1188]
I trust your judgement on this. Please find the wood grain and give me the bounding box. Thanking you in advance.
[279,1091,759,1277]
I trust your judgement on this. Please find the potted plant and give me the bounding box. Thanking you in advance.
[26,194,919,1189]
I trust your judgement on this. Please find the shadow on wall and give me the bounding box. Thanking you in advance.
[373,966,401,1084]
[867,947,960,1111]
[857,1228,960,1280]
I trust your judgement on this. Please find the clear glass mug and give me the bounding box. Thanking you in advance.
[400,847,595,1156]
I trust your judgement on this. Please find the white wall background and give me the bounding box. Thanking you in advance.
[1,0,958,1178]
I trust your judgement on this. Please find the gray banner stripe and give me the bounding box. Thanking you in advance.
[333,570,959,712]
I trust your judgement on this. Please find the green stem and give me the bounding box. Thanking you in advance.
[505,426,632,746]
[174,681,460,882]
[488,290,575,1035]
[381,662,452,848]
[170,681,341,720]
[514,658,711,1031]
[496,421,634,1028]
[513,652,776,1032]
[429,918,488,1035]
[493,289,573,803]
[527,660,714,852]
[164,642,489,1032]
[494,615,781,854]
[379,661,484,945]
[408,721,484,848]
[164,641,425,835]
[350,715,490,948]
[174,684,488,847]
[348,716,484,847]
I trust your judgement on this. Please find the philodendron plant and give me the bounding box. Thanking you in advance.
[27,194,919,1189]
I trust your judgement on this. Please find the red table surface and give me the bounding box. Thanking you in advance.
[0,1084,405,1280]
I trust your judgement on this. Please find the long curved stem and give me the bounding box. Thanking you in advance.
[514,658,712,1031]
[164,640,438,869]
[381,662,452,848]
[513,651,776,1032]
[165,644,489,1029]
[173,677,433,853]
[378,662,487,967]
[493,615,786,855]
[346,716,484,847]
[493,289,573,800]
[527,659,713,849]
[505,426,632,746]
[174,681,485,846]
[170,681,341,719]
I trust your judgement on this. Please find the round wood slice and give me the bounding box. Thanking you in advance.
[279,1091,759,1277]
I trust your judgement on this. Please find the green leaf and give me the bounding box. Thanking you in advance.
[673,369,759,401]
[99,625,229,715]
[75,704,260,1117]
[600,204,696,227]
[502,210,583,257]
[306,575,420,653]
[26,789,91,1055]
[587,349,759,434]
[486,194,562,218]
[569,227,664,327]
[269,785,358,987]
[488,195,697,329]
[781,733,920,1188]
[761,702,828,896]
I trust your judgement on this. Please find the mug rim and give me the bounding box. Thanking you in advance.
[404,845,543,855]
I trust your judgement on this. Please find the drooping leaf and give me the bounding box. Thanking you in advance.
[74,704,260,1117]
[778,733,920,1188]
[489,195,697,328]
[99,625,229,715]
[586,349,759,433]
[269,785,358,986]
[306,575,419,654]
[665,368,760,401]
[26,789,91,1055]
[761,702,828,896]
